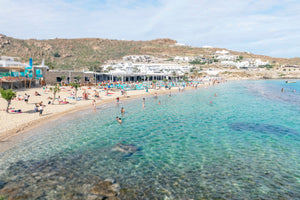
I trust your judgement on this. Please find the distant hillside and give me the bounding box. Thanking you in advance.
[0,34,299,70]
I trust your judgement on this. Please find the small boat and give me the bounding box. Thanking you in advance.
[286,80,296,83]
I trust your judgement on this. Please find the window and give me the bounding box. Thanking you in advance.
[56,77,62,82]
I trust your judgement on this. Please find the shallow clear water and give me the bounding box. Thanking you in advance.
[0,80,300,199]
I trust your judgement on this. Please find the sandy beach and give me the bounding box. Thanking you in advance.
[0,83,213,141]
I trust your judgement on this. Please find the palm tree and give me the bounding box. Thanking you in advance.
[49,84,60,104]
[70,82,80,102]
[61,75,66,85]
[172,71,177,81]
[0,89,16,113]
[152,80,157,89]
[193,71,199,78]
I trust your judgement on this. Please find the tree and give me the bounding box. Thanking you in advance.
[0,89,16,113]
[172,71,176,76]
[192,71,199,78]
[70,82,80,102]
[61,75,66,84]
[49,84,60,104]
[53,52,61,57]
[46,62,55,70]
[183,76,189,82]
[76,75,82,83]
[152,80,157,89]
[97,66,104,73]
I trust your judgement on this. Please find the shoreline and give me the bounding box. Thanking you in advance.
[0,84,199,143]
[1,78,296,144]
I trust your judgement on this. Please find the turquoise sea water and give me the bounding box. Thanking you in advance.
[0,80,299,199]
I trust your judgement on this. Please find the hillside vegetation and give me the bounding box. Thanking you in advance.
[0,34,299,70]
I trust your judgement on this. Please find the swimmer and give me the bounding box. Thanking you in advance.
[215,93,217,97]
[159,100,161,105]
[281,88,284,93]
[118,118,122,124]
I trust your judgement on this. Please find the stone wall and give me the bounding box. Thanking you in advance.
[44,71,95,85]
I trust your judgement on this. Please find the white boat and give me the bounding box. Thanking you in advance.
[286,80,296,83]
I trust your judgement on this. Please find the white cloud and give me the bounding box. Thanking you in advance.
[0,0,299,57]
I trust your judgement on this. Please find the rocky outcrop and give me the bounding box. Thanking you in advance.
[91,179,120,198]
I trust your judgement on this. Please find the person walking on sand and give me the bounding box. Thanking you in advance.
[24,93,29,104]
[38,102,44,116]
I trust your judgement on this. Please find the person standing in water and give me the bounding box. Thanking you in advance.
[143,97,145,108]
[116,97,120,105]
[121,107,125,114]
[92,100,96,112]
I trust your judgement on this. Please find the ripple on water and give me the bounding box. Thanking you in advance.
[0,80,300,199]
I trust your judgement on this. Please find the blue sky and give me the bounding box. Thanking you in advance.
[0,0,299,58]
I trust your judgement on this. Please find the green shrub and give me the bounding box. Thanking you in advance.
[53,52,61,57]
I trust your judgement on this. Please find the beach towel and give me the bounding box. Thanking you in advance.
[11,109,22,113]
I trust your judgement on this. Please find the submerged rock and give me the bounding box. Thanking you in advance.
[229,122,300,135]
[91,180,120,197]
[0,180,6,189]
[111,143,141,156]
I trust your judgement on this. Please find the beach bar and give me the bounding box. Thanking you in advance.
[0,56,48,89]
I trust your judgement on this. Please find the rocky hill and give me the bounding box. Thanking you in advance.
[0,34,299,70]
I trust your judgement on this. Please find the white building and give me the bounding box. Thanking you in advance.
[103,62,193,77]
[123,55,155,63]
[215,50,230,55]
[0,56,29,68]
[217,55,239,61]
[221,59,270,69]
[174,56,190,62]
[215,50,239,61]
